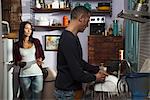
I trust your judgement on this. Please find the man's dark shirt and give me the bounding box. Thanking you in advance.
[55,30,99,91]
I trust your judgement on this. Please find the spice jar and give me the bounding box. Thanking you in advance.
[63,16,69,27]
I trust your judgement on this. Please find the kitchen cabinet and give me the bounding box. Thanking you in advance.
[88,35,124,66]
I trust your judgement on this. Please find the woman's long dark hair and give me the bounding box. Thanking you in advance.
[18,21,34,48]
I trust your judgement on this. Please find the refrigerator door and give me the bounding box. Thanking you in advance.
[2,39,13,100]
[2,39,13,62]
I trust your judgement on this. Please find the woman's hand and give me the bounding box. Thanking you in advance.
[36,58,43,66]
[17,61,26,68]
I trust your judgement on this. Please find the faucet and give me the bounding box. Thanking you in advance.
[118,59,133,79]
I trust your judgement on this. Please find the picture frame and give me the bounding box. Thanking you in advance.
[45,35,60,51]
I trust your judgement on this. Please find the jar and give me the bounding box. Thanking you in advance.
[60,1,64,8]
[63,16,69,27]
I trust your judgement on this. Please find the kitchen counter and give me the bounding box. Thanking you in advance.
[2,31,18,39]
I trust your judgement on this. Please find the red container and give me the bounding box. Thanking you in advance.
[63,16,69,27]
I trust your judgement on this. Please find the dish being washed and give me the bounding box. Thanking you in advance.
[94,75,118,92]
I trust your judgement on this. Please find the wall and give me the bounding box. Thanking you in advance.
[21,0,125,70]
[0,0,4,99]
[2,0,22,32]
[106,0,125,28]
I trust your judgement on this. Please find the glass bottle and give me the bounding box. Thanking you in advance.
[39,0,45,8]
[66,0,70,8]
[113,19,118,36]
[35,0,41,8]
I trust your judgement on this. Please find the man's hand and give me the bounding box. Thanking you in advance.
[99,70,109,76]
[95,71,109,82]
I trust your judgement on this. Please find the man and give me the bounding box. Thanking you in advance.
[55,6,108,100]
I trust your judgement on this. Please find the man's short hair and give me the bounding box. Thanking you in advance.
[71,6,91,19]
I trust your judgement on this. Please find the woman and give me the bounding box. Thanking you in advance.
[13,21,45,100]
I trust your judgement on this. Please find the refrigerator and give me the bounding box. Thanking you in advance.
[2,38,14,100]
[2,20,14,100]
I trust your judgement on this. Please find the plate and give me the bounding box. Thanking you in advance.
[94,75,118,92]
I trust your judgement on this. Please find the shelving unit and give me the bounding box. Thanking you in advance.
[31,8,71,13]
[31,6,70,31]
[31,0,112,31]
[32,8,111,16]
[91,10,112,16]
[33,25,66,31]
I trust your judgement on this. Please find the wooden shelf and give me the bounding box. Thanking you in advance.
[32,8,112,16]
[33,25,66,31]
[32,8,71,13]
[91,9,112,16]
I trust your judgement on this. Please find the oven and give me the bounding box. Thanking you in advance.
[90,16,105,35]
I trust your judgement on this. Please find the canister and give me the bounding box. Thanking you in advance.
[60,1,64,8]
[63,16,69,27]
[113,19,118,36]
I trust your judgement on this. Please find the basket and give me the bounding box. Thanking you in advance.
[126,73,150,100]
